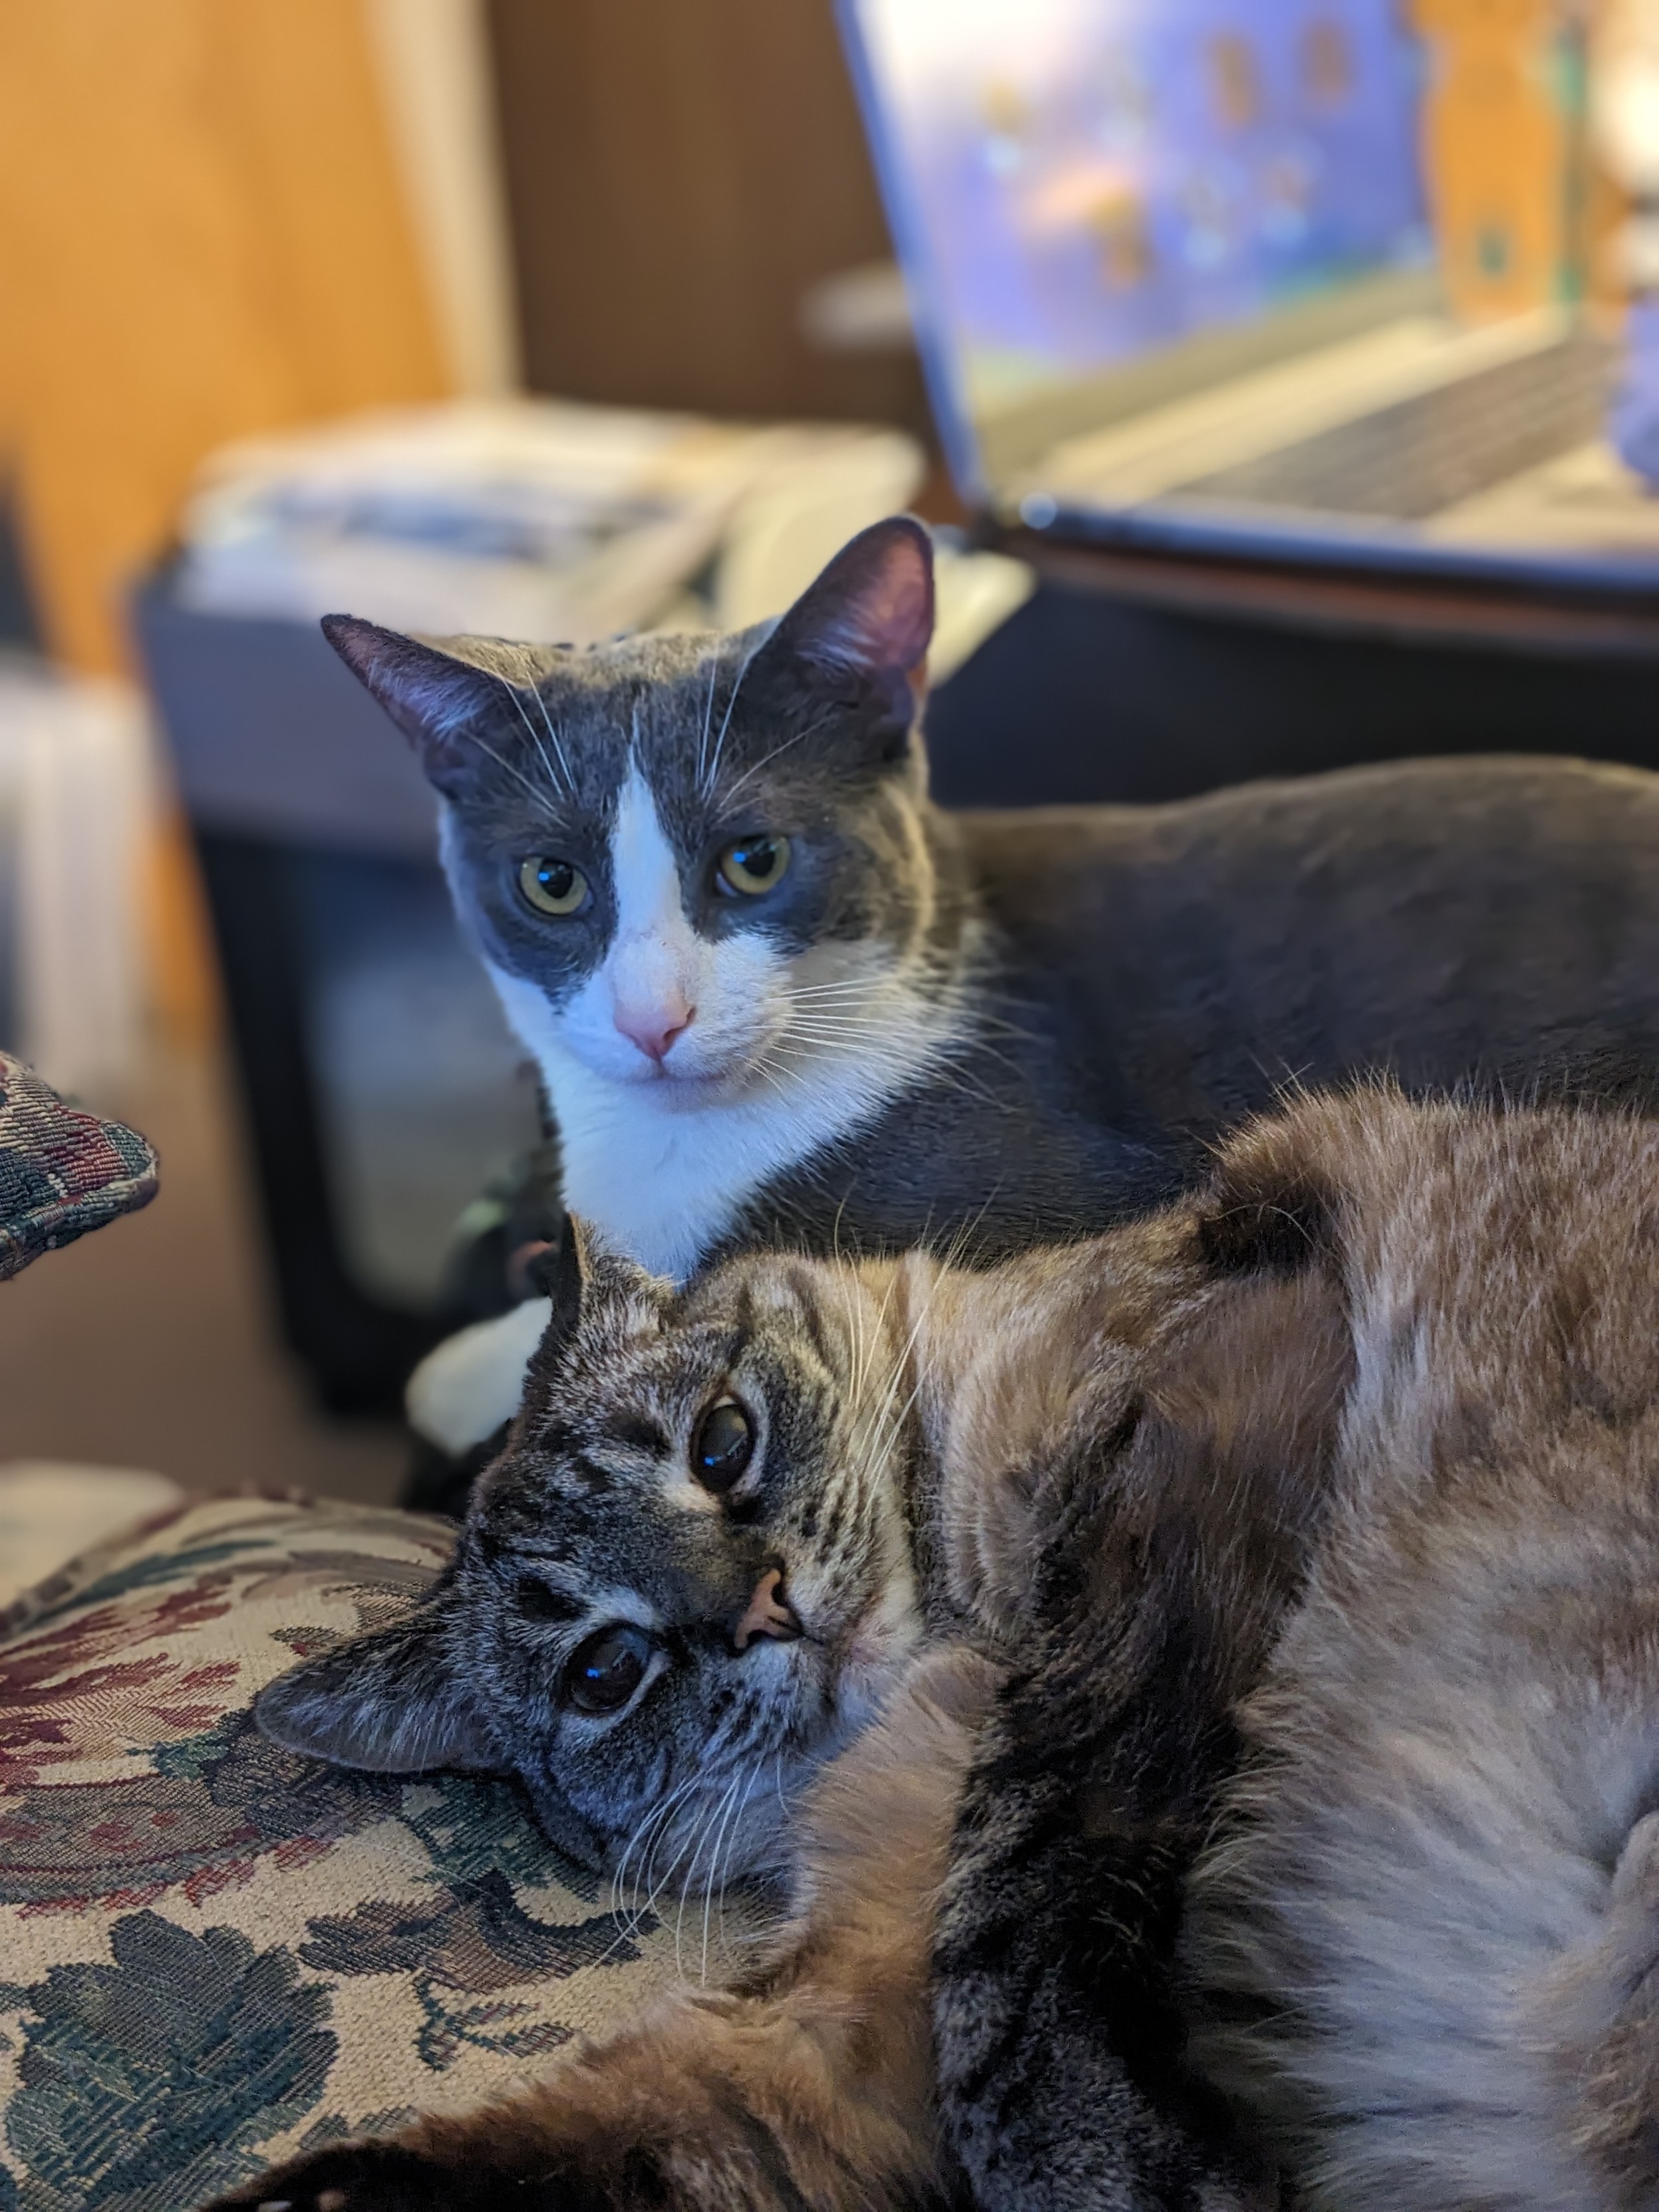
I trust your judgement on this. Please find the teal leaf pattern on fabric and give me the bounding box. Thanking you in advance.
[2,1911,334,2211]
[412,1979,573,2072]
[147,1710,245,1782]
[298,2107,418,2152]
[23,1541,277,1629]
[399,1774,603,1901]
[299,1868,641,1996]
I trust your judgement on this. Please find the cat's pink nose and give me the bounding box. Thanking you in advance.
[614,997,693,1064]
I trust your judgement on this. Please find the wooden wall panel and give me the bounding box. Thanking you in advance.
[488,0,927,428]
[0,0,450,671]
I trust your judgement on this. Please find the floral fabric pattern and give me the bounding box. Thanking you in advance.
[0,1497,708,2211]
[0,1052,158,1281]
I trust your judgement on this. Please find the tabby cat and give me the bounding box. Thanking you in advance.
[217,1090,1659,2212]
[325,516,1659,1481]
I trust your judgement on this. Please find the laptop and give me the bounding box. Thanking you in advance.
[835,0,1659,591]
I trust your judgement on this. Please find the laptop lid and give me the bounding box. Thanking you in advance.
[836,0,1437,504]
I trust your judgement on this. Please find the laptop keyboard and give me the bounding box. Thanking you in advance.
[1172,336,1613,522]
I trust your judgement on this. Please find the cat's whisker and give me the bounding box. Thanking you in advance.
[526,674,575,796]
[701,1760,761,1985]
[702,637,762,798]
[608,1768,702,1948]
[669,1772,732,1971]
[625,1799,706,1950]
[675,1772,744,1980]
[718,707,840,805]
[773,1021,1002,1109]
[490,674,569,808]
[635,1791,698,1942]
[694,649,720,791]
[782,977,890,1001]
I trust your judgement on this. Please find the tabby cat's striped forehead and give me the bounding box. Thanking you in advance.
[482,1248,865,1515]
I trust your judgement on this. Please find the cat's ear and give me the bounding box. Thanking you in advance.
[523,1214,668,1386]
[253,1601,494,1773]
[322,613,530,798]
[524,1211,593,1363]
[762,516,935,709]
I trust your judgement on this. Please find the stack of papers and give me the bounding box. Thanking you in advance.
[176,398,922,643]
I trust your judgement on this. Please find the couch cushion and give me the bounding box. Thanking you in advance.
[0,1051,158,1281]
[0,1494,726,2212]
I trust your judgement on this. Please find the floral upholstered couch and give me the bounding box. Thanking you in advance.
[0,1493,722,2212]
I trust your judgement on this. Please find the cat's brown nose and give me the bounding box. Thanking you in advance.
[730,1569,802,1653]
[615,996,694,1063]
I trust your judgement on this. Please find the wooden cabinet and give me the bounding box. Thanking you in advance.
[0,0,449,674]
[487,0,927,426]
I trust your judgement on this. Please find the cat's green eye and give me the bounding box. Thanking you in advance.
[519,855,589,917]
[716,836,790,898]
[692,1396,754,1492]
[565,1623,653,1714]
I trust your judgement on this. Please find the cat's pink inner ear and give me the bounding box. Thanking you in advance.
[792,517,935,681]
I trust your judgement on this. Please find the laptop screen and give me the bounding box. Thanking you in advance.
[838,0,1433,498]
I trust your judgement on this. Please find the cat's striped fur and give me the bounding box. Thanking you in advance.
[223,1092,1659,2211]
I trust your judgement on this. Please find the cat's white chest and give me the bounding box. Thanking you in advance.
[545,1062,806,1279]
[493,967,925,1281]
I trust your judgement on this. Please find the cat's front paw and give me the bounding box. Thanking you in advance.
[202,2141,483,2212]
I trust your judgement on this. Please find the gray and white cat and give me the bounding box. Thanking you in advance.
[223,1089,1659,2212]
[325,516,1659,1468]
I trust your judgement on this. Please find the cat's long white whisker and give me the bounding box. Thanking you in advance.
[528,679,575,795]
[670,1774,732,1976]
[864,1266,941,1459]
[700,1762,758,1985]
[605,1768,705,1959]
[783,977,888,999]
[718,707,839,806]
[490,674,567,806]
[694,650,720,790]
[630,1813,688,1952]
[702,637,762,797]
[677,1772,742,1982]
[611,1771,686,1922]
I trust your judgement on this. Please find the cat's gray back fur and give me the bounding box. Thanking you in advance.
[957,752,1659,1145]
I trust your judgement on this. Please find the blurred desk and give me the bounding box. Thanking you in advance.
[929,517,1659,812]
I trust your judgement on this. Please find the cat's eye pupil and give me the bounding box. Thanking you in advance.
[519,855,588,917]
[692,1397,754,1492]
[565,1624,653,1714]
[716,836,790,897]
